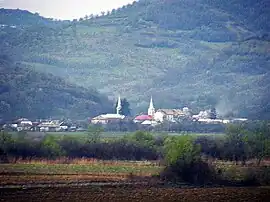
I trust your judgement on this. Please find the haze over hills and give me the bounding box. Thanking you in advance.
[0,0,270,119]
[0,55,113,120]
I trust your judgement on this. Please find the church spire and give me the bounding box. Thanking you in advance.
[149,96,154,109]
[148,96,155,116]
[116,95,122,115]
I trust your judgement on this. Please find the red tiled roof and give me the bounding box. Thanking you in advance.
[134,115,153,120]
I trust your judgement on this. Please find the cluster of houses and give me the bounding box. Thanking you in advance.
[2,96,248,132]
[90,96,248,126]
[3,118,81,132]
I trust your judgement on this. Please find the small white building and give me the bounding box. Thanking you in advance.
[141,120,159,126]
[91,114,125,124]
[91,96,125,124]
[38,121,62,132]
[17,118,33,126]
[192,110,211,119]
[134,96,190,124]
[154,109,186,123]
[14,118,33,131]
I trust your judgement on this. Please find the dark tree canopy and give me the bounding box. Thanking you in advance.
[115,98,131,116]
[0,55,112,120]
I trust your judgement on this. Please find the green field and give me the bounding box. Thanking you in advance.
[0,162,161,175]
[0,160,162,188]
[15,131,225,137]
[9,131,225,143]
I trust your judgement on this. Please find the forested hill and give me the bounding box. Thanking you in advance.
[0,56,113,120]
[0,0,270,119]
[0,8,63,27]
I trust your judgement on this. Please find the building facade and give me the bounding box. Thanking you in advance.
[91,96,125,124]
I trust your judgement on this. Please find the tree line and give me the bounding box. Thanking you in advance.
[1,122,269,163]
[1,122,270,185]
[0,128,164,162]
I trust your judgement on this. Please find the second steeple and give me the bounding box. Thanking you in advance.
[148,96,155,116]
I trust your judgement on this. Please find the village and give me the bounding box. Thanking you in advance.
[1,96,248,132]
[91,96,247,125]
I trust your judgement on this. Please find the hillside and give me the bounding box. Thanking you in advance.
[0,0,270,119]
[0,55,112,120]
[0,8,63,27]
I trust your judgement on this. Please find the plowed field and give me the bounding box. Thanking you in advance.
[1,186,270,202]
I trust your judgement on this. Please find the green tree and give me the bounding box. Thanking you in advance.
[161,135,216,185]
[129,131,155,148]
[164,135,200,165]
[247,122,270,165]
[0,131,14,160]
[115,98,131,116]
[225,124,251,164]
[87,125,104,143]
[40,135,63,158]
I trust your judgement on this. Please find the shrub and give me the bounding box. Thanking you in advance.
[164,135,200,165]
[160,159,218,185]
[254,166,270,186]
[240,168,260,186]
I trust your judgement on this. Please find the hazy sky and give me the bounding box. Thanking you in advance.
[0,0,136,20]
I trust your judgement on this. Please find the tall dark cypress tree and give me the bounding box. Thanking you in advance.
[115,98,131,116]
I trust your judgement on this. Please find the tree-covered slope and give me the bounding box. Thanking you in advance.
[0,0,269,119]
[0,56,112,120]
[0,8,63,27]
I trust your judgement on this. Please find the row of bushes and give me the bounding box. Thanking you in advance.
[0,130,165,162]
[161,158,270,186]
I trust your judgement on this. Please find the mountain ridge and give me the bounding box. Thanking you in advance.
[0,55,113,120]
[0,0,269,119]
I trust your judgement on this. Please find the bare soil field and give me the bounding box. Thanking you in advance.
[1,161,270,202]
[1,185,270,202]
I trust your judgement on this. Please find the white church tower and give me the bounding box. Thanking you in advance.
[148,96,155,117]
[116,96,122,115]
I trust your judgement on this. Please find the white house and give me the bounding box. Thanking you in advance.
[17,118,33,126]
[91,96,125,124]
[154,109,186,123]
[38,120,62,132]
[91,114,125,124]
[134,96,189,124]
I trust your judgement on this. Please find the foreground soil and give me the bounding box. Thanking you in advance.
[1,185,270,202]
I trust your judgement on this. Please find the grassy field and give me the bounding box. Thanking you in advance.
[9,131,225,143]
[46,131,224,137]
[0,160,162,186]
[12,131,225,138]
[0,161,161,175]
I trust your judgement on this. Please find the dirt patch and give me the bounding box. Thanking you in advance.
[0,173,161,187]
[1,186,270,202]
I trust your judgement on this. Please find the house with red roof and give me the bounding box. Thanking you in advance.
[133,96,191,125]
[133,96,158,125]
[134,114,153,123]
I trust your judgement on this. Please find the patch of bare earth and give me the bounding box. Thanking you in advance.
[1,186,270,202]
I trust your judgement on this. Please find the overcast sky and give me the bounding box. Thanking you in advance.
[0,0,136,20]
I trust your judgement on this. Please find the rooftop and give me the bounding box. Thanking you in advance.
[92,114,125,120]
[134,115,153,121]
[157,109,185,116]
